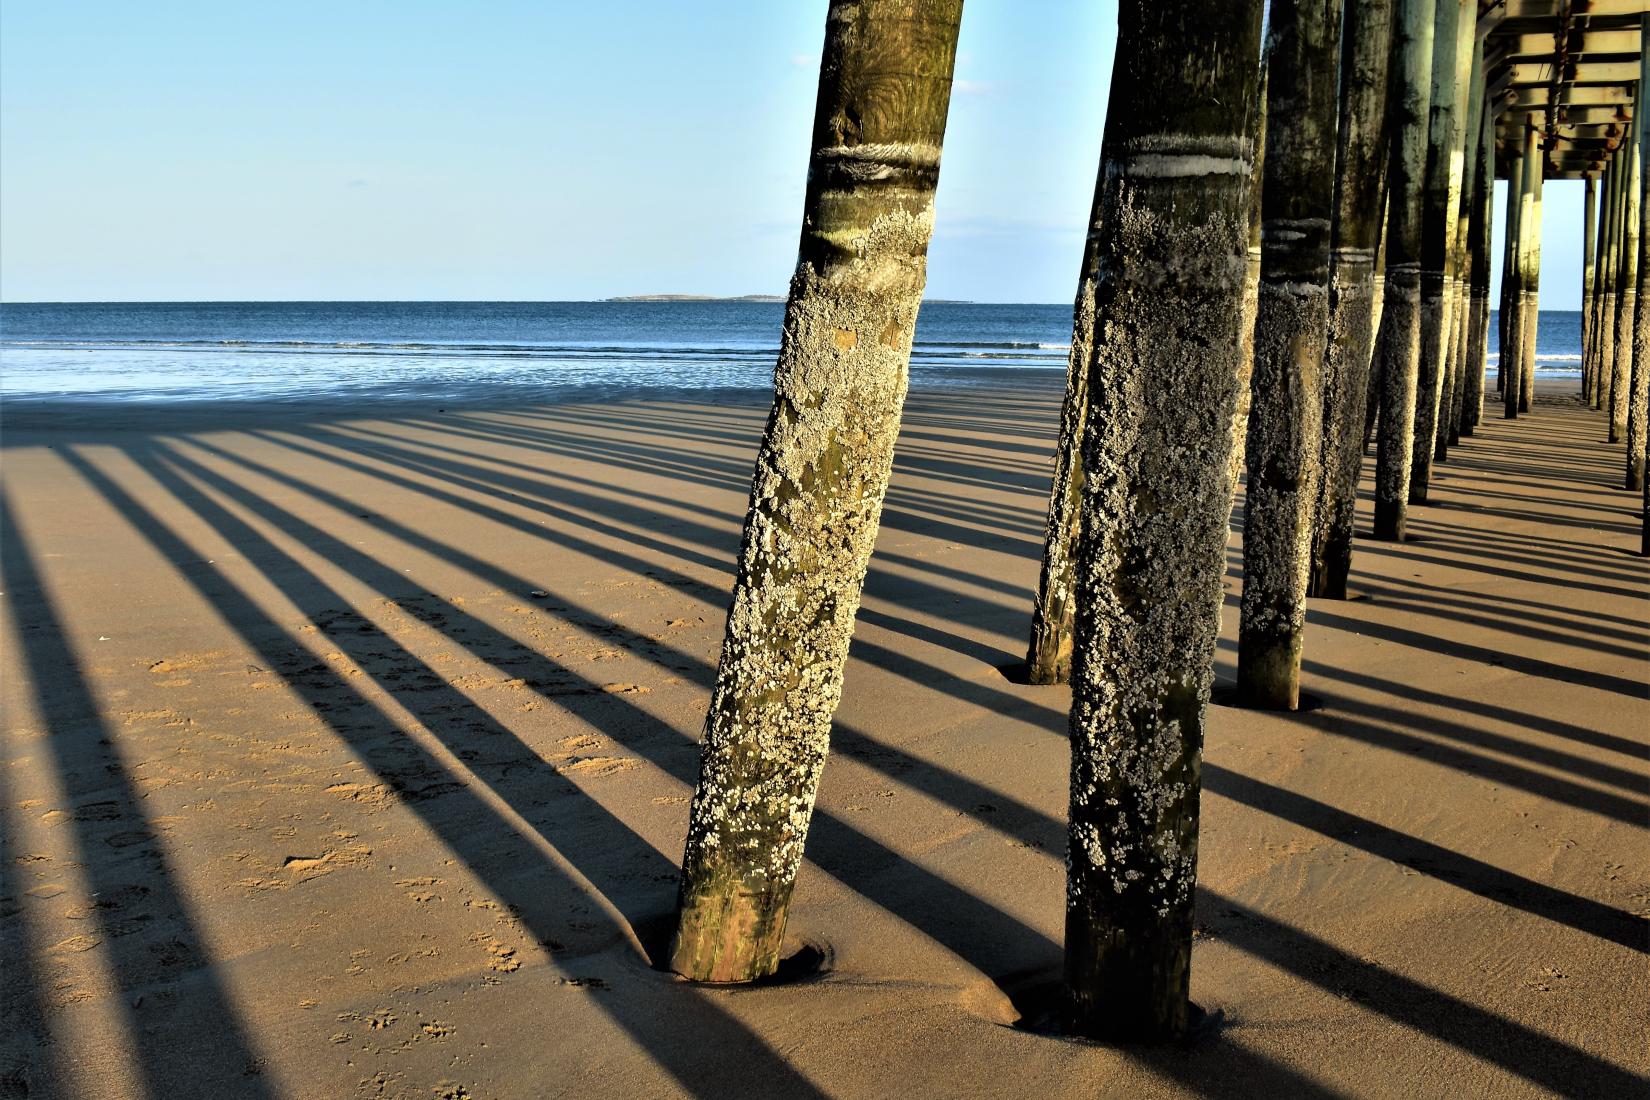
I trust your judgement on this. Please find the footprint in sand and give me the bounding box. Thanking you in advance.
[49,933,102,954]
[395,876,445,904]
[280,845,374,882]
[470,931,522,973]
[555,756,640,778]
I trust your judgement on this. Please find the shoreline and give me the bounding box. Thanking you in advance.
[0,368,1593,436]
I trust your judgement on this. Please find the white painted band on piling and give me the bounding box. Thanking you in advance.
[815,142,942,167]
[1119,153,1249,178]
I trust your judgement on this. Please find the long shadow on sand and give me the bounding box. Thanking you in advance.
[54,447,832,1100]
[229,422,1646,826]
[16,450,1375,1099]
[133,434,1347,1095]
[1,495,278,1100]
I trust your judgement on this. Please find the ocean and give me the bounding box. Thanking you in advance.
[0,300,1583,410]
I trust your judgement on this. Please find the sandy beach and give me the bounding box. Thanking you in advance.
[2,377,1645,1099]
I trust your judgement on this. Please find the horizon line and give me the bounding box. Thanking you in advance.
[0,297,1066,307]
[0,297,1590,310]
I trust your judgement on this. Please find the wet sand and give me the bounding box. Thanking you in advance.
[2,378,1646,1098]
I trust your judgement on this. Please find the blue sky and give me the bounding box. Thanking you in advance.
[1,2,1583,306]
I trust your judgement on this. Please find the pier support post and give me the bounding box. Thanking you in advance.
[1520,149,1544,414]
[1236,0,1340,710]
[1440,25,1482,455]
[1063,0,1264,1041]
[1582,177,1598,404]
[1232,62,1270,491]
[1438,12,1478,455]
[1498,157,1519,397]
[1026,16,1271,688]
[1372,0,1437,540]
[670,0,964,984]
[1599,152,1622,419]
[1463,88,1492,435]
[1024,190,1104,686]
[1627,46,1648,491]
[1505,125,1538,420]
[1409,0,1467,502]
[1309,0,1393,600]
[1592,163,1614,411]
[1613,99,1642,452]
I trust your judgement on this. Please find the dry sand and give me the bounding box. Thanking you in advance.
[2,378,1646,1099]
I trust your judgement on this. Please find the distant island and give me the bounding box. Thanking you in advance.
[607,294,973,303]
[606,294,786,302]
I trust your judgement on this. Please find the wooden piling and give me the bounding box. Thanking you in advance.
[1505,125,1539,419]
[1409,0,1468,501]
[1582,177,1598,403]
[1627,43,1648,491]
[1236,0,1341,710]
[1372,0,1437,540]
[1612,96,1641,450]
[1309,0,1394,600]
[1023,189,1104,687]
[1063,0,1265,1042]
[670,0,964,984]
[1599,150,1622,419]
[1463,87,1492,435]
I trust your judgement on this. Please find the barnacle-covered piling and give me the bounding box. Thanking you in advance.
[1409,0,1468,501]
[1462,96,1492,435]
[1598,154,1622,416]
[1520,146,1545,415]
[1613,103,1641,454]
[1582,178,1599,404]
[1025,195,1104,687]
[1232,57,1271,492]
[1237,0,1339,710]
[1372,0,1436,540]
[1308,0,1392,600]
[1062,0,1264,1041]
[670,0,963,984]
[1435,19,1478,459]
[1591,164,1613,411]
[1505,126,1539,420]
[1627,48,1648,491]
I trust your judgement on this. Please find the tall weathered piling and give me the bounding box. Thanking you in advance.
[1364,190,1391,449]
[1519,143,1544,414]
[1026,28,1270,690]
[1498,142,1521,396]
[1611,106,1641,448]
[1504,125,1539,420]
[1232,57,1271,489]
[1308,0,1393,600]
[1582,177,1598,403]
[1063,0,1264,1041]
[1437,13,1478,458]
[1029,25,1273,692]
[1024,189,1105,686]
[1597,160,1618,411]
[1597,153,1621,415]
[1372,0,1437,540]
[1627,44,1649,492]
[1409,0,1467,501]
[1441,25,1482,454]
[670,0,963,984]
[1236,0,1340,710]
[1463,93,1492,435]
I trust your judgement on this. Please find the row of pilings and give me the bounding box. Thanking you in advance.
[659,0,1648,1045]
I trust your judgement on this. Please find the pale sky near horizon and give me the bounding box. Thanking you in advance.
[1,2,1585,307]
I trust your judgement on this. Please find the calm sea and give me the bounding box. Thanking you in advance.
[0,300,1582,409]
